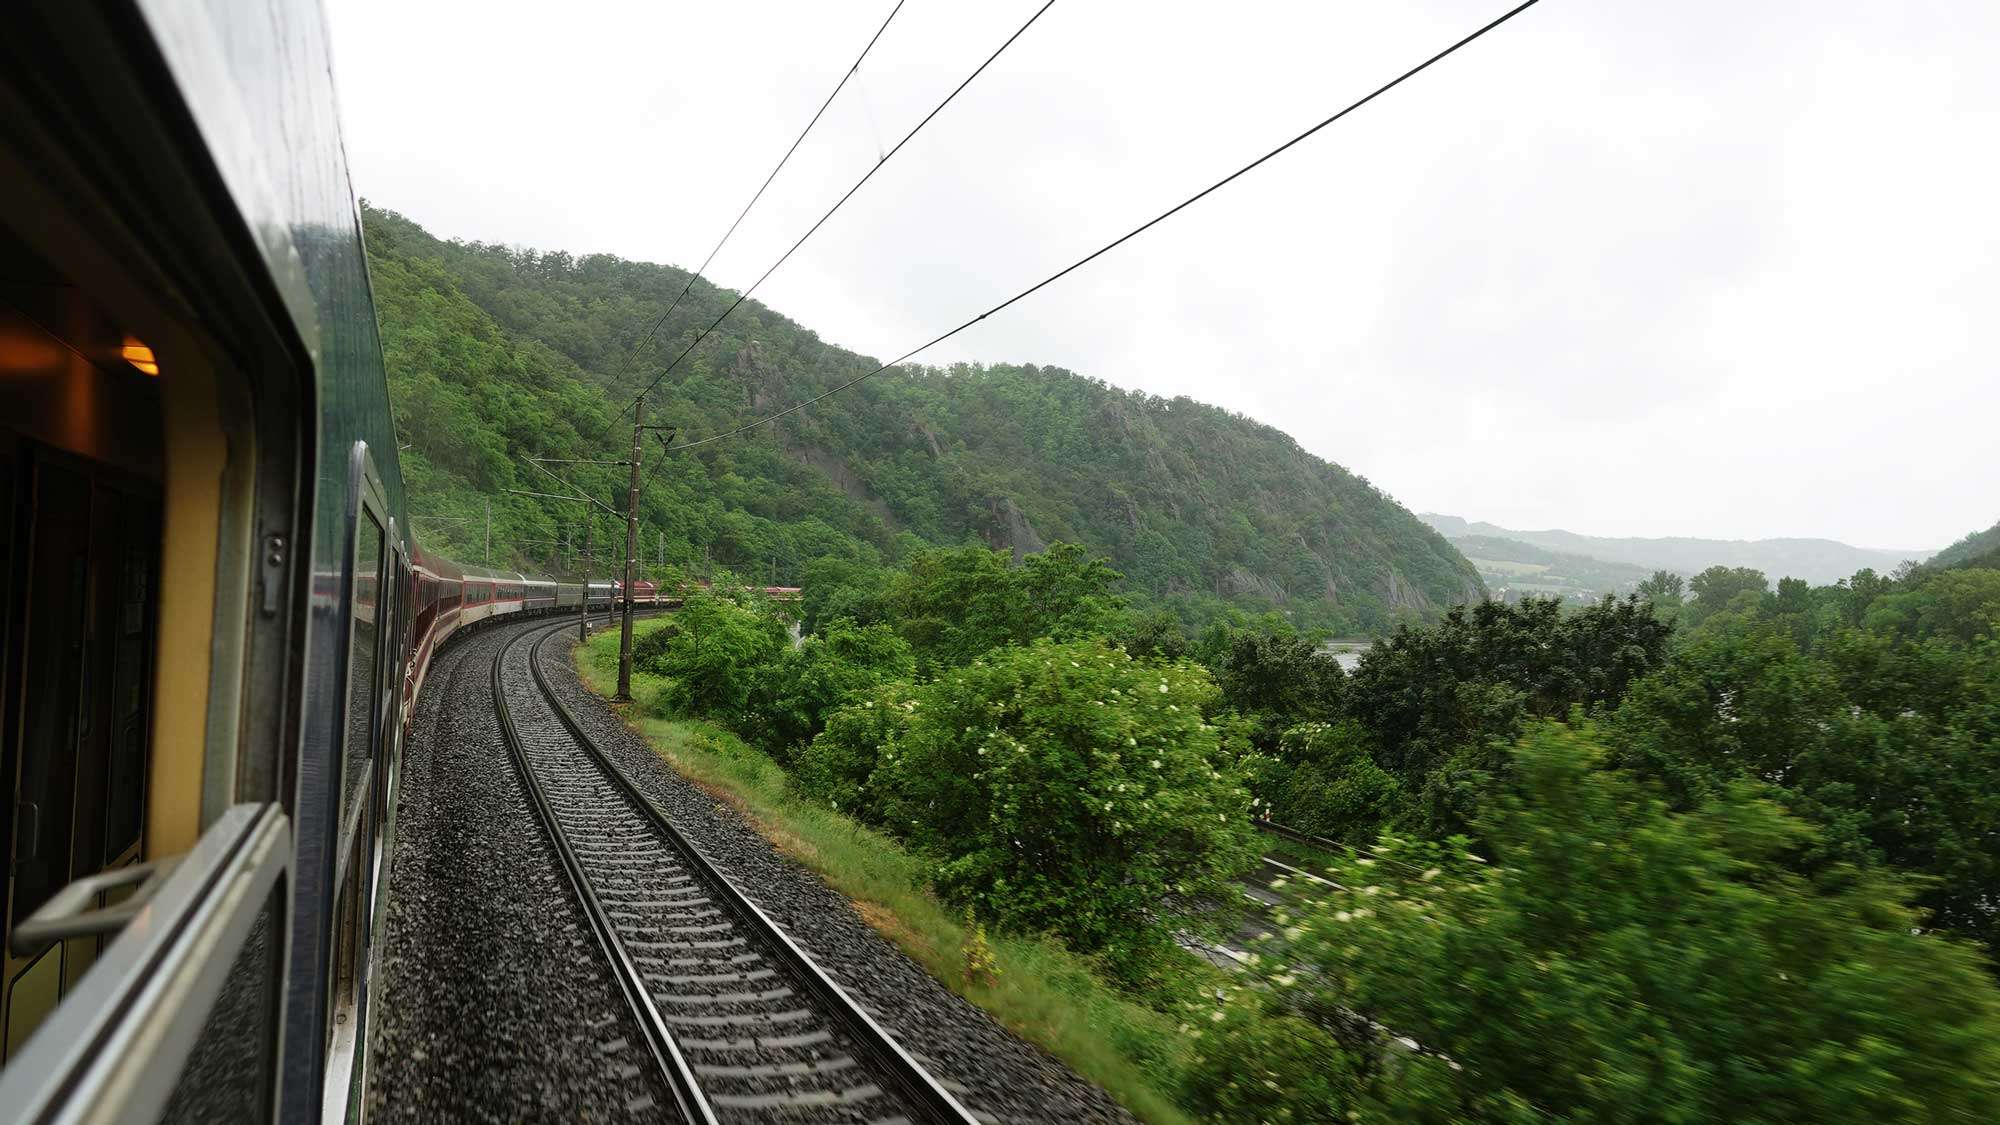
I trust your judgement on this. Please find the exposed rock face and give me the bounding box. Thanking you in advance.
[789,444,897,530]
[738,341,781,414]
[1221,566,1288,602]
[986,497,1047,560]
[1384,570,1431,613]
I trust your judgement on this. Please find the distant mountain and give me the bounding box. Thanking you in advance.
[1449,534,1655,604]
[1420,514,1931,587]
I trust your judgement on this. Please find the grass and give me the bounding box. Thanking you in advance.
[576,619,1200,1125]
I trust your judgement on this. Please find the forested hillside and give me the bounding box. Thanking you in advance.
[1932,518,2000,571]
[364,205,1480,633]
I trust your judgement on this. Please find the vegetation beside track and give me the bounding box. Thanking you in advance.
[579,619,1204,1125]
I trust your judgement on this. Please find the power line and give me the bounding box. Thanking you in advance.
[620,0,1060,419]
[604,0,909,430]
[665,0,1544,453]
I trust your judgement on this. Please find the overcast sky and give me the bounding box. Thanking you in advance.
[325,0,1998,550]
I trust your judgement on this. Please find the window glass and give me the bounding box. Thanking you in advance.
[342,514,382,822]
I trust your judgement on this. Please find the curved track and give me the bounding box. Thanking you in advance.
[491,619,980,1125]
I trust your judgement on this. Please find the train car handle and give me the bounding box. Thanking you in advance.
[10,856,184,955]
[13,799,38,861]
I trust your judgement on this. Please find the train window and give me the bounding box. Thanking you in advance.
[2,454,163,1058]
[342,512,383,822]
[102,492,158,864]
[9,461,93,935]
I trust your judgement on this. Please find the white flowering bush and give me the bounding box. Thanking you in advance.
[814,636,1258,958]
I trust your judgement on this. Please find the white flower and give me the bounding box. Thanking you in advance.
[1209,1010,1226,1022]
[1126,737,1137,746]
[1159,682,1170,693]
[1151,759,1162,769]
[1421,867,1441,881]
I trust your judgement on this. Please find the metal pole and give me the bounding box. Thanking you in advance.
[484,497,491,565]
[617,397,644,701]
[580,515,592,643]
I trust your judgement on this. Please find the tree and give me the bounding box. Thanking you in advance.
[1635,569,1684,618]
[881,542,1129,670]
[1341,595,1671,835]
[1612,617,2000,952]
[1258,720,1401,843]
[1686,564,1770,625]
[798,555,891,633]
[1211,625,1345,751]
[1218,724,2000,1122]
[644,588,788,725]
[749,618,913,759]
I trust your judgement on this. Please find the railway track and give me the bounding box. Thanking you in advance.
[491,619,980,1125]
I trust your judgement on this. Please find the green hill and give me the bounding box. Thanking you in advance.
[1930,519,2000,572]
[363,205,1482,633]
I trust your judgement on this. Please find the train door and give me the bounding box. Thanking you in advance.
[302,443,394,1121]
[1,443,162,1059]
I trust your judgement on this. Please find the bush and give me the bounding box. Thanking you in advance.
[1250,723,2000,1122]
[791,683,915,825]
[868,637,1259,962]
[1259,721,1401,843]
[1181,1005,1355,1123]
[650,589,788,727]
[751,618,914,760]
[1211,626,1345,751]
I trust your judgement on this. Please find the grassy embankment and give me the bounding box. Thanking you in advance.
[575,618,1200,1125]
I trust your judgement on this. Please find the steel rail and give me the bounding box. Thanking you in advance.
[523,623,980,1124]
[492,620,720,1124]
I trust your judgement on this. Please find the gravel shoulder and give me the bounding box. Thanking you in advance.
[367,619,674,1123]
[540,630,1141,1125]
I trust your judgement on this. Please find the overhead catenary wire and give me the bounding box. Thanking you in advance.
[620,0,1061,419]
[665,0,1543,454]
[602,0,909,433]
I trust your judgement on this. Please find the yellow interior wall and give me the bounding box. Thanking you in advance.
[145,342,226,859]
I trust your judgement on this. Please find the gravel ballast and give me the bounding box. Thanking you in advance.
[367,619,675,1123]
[538,629,1142,1125]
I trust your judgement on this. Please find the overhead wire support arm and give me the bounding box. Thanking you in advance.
[620,0,1060,417]
[528,457,633,467]
[605,0,910,430]
[666,0,1544,453]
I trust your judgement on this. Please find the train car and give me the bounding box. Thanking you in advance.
[0,2,604,1120]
